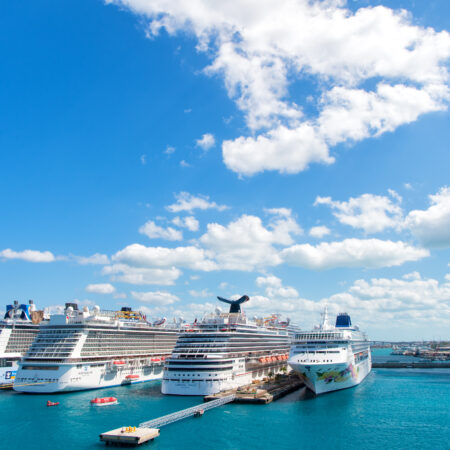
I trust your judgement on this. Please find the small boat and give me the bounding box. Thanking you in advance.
[90,397,118,406]
[46,401,59,407]
[194,409,204,418]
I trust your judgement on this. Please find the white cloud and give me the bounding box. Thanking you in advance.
[131,290,179,305]
[281,238,429,270]
[112,243,217,271]
[140,154,147,165]
[0,248,55,263]
[189,289,213,298]
[199,213,300,270]
[85,283,116,294]
[167,192,228,213]
[405,187,450,248]
[309,225,330,238]
[75,253,110,265]
[109,0,450,176]
[315,191,403,233]
[165,145,175,155]
[139,221,183,241]
[102,264,181,285]
[180,160,191,167]
[196,133,216,151]
[172,216,199,231]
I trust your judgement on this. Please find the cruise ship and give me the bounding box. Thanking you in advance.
[288,307,371,395]
[14,303,180,393]
[0,300,45,388]
[162,295,294,396]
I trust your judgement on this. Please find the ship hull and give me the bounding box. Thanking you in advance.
[289,356,371,395]
[0,363,18,388]
[14,362,165,393]
[162,363,286,396]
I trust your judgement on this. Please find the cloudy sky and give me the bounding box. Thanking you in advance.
[1,0,449,340]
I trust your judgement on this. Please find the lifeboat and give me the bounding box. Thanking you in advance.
[154,358,160,362]
[259,358,265,363]
[277,355,283,361]
[46,401,59,407]
[220,328,228,332]
[113,360,126,365]
[90,397,118,406]
[125,374,140,380]
[161,356,166,361]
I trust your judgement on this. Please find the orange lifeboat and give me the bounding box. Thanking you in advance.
[90,397,118,406]
[113,360,126,365]
[259,357,265,363]
[277,355,283,361]
[125,374,140,380]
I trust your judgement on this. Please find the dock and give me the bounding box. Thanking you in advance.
[205,374,304,404]
[100,427,159,446]
[373,361,450,369]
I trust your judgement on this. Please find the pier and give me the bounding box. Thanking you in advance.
[373,361,450,369]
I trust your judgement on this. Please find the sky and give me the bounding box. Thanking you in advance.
[0,0,449,340]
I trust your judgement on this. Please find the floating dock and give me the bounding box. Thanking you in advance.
[100,427,159,446]
[205,374,304,404]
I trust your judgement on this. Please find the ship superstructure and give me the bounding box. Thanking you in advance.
[162,296,294,396]
[14,303,180,393]
[288,307,371,395]
[0,300,45,388]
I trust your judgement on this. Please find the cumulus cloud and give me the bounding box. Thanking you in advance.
[172,216,199,232]
[112,243,217,271]
[108,0,450,175]
[167,192,228,213]
[0,248,55,263]
[315,191,403,233]
[189,289,213,298]
[131,290,179,305]
[75,253,110,265]
[405,187,450,248]
[102,264,181,285]
[199,213,300,270]
[85,283,116,294]
[281,238,429,270]
[139,221,183,241]
[309,226,330,238]
[195,133,215,151]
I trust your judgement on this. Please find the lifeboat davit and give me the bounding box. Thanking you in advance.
[90,397,118,406]
[46,401,59,407]
[125,374,140,380]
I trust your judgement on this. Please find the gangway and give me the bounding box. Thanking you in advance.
[139,394,235,429]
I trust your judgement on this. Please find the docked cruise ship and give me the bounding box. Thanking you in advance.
[288,307,371,395]
[0,300,45,388]
[14,303,180,393]
[162,295,294,396]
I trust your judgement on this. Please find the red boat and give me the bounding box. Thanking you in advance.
[46,401,59,407]
[90,397,118,406]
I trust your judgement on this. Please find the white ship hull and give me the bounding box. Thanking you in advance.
[162,364,285,396]
[289,355,371,395]
[0,362,18,388]
[14,362,165,393]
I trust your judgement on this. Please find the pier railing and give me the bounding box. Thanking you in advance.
[139,394,236,429]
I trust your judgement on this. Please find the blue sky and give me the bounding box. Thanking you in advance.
[0,0,449,340]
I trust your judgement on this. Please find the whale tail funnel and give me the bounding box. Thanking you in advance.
[217,295,250,314]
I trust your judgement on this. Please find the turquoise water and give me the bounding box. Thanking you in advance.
[1,368,449,449]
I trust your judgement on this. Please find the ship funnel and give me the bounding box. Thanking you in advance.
[336,313,352,328]
[217,295,249,314]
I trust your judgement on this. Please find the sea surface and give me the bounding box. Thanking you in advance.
[1,351,449,450]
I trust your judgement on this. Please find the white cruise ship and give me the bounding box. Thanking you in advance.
[162,295,294,396]
[288,307,371,395]
[14,303,180,393]
[0,300,45,388]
